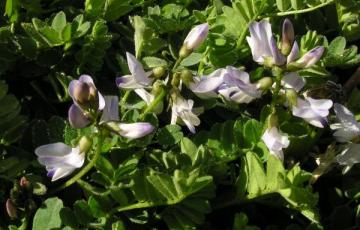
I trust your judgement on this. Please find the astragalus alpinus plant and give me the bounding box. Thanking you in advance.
[1,0,360,229]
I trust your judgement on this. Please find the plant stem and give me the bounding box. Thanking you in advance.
[172,57,183,71]
[120,90,131,113]
[274,0,335,16]
[139,88,166,120]
[49,134,104,194]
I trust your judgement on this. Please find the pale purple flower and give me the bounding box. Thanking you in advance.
[189,68,226,99]
[287,41,300,64]
[100,96,155,139]
[281,18,295,55]
[100,96,119,122]
[336,143,360,174]
[35,143,85,181]
[292,46,325,68]
[218,66,261,104]
[330,103,360,142]
[246,20,286,66]
[116,52,153,89]
[281,72,306,92]
[183,23,209,50]
[171,96,202,133]
[292,97,333,128]
[262,127,290,161]
[68,75,105,128]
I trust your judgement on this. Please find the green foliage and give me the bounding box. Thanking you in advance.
[324,36,360,67]
[33,197,63,230]
[75,20,112,74]
[236,153,319,223]
[22,12,90,49]
[0,80,27,145]
[336,0,360,41]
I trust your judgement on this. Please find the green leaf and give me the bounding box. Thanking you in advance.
[74,200,94,225]
[276,0,290,12]
[32,197,63,230]
[142,56,168,68]
[324,36,360,67]
[85,0,136,22]
[52,11,67,33]
[180,53,202,66]
[243,119,262,148]
[157,124,183,146]
[5,0,20,22]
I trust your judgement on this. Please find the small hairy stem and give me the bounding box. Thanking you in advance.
[139,88,166,120]
[172,57,183,71]
[49,134,104,194]
[120,90,131,113]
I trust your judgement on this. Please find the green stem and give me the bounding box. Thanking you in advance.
[49,134,104,194]
[270,74,282,112]
[139,88,166,120]
[172,58,183,71]
[120,90,131,113]
[274,0,335,16]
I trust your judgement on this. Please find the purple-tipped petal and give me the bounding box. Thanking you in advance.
[262,127,290,161]
[287,41,300,64]
[184,23,209,50]
[296,46,324,68]
[68,104,90,128]
[281,18,294,54]
[98,92,105,110]
[270,37,286,65]
[101,96,119,122]
[79,74,94,84]
[118,122,154,139]
[68,80,79,99]
[190,69,225,98]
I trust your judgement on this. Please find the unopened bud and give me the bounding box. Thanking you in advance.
[19,177,32,192]
[79,136,92,153]
[180,69,193,86]
[6,199,17,219]
[171,73,181,87]
[281,19,294,56]
[73,82,90,104]
[286,89,298,108]
[179,45,192,59]
[256,77,273,91]
[151,80,164,96]
[153,66,166,78]
[183,23,209,50]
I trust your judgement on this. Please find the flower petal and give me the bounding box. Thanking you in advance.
[35,143,72,157]
[282,72,305,92]
[101,96,119,122]
[68,104,90,128]
[118,122,154,139]
[126,52,151,85]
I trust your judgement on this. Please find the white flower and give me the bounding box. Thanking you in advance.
[336,143,360,174]
[100,96,155,139]
[281,72,306,92]
[183,23,209,50]
[189,68,226,99]
[35,143,85,181]
[218,66,261,104]
[134,88,163,114]
[117,123,155,139]
[330,103,360,142]
[171,96,201,133]
[262,127,290,161]
[246,20,286,66]
[292,97,333,128]
[116,52,153,89]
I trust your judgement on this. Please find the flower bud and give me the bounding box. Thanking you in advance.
[281,19,294,56]
[267,113,278,128]
[6,199,17,219]
[183,23,209,51]
[19,176,32,192]
[179,45,192,59]
[171,73,181,87]
[256,77,273,91]
[78,136,92,153]
[293,46,324,69]
[180,69,193,86]
[73,82,91,104]
[153,66,166,78]
[285,89,298,108]
[151,80,164,96]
